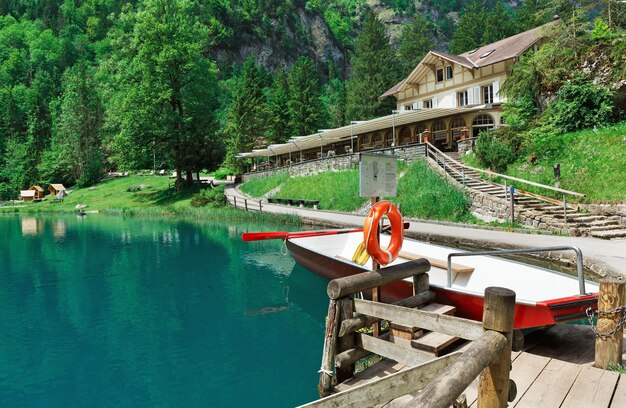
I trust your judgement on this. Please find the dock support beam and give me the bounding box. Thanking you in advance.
[478,287,516,408]
[595,277,625,369]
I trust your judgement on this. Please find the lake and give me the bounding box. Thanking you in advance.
[0,214,329,407]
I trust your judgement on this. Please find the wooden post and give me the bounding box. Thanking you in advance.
[595,276,625,369]
[233,197,237,208]
[259,200,262,211]
[318,299,341,397]
[244,199,248,211]
[336,298,355,382]
[478,287,516,408]
[371,197,380,337]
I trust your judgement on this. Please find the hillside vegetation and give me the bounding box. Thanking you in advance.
[465,122,626,203]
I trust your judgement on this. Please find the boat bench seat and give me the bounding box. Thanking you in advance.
[398,251,474,274]
[268,197,320,209]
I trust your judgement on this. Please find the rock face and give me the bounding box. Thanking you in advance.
[214,8,346,76]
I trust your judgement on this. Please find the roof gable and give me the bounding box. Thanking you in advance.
[380,21,555,99]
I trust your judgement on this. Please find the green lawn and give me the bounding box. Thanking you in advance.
[392,160,473,222]
[239,171,289,198]
[0,175,299,224]
[276,169,367,212]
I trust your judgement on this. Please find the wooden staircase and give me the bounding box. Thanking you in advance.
[427,148,626,238]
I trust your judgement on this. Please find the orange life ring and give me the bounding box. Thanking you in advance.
[363,201,404,266]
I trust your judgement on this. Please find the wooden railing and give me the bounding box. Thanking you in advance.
[225,195,263,212]
[425,142,584,219]
[299,259,517,408]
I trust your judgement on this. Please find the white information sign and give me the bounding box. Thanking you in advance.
[359,153,398,197]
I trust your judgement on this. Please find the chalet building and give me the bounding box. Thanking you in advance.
[239,22,554,169]
[20,190,36,201]
[29,185,45,199]
[48,184,66,196]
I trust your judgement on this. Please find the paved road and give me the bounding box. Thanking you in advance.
[225,185,626,277]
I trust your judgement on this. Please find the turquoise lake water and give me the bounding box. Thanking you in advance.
[0,215,329,407]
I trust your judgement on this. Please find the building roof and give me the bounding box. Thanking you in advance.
[239,106,489,158]
[381,21,556,99]
[49,184,66,191]
[20,190,36,197]
[458,22,553,68]
[29,185,44,191]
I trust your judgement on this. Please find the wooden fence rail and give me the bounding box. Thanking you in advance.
[304,254,517,408]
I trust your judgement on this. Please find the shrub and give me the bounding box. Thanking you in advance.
[546,76,615,133]
[473,130,515,173]
[190,185,226,207]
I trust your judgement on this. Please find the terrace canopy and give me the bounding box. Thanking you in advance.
[238,106,487,159]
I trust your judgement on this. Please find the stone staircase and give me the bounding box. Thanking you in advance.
[427,148,626,239]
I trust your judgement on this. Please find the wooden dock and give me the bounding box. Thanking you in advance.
[300,264,626,408]
[329,325,626,408]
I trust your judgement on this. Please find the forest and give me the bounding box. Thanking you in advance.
[0,0,623,197]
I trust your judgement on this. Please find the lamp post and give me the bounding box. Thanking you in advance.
[291,140,302,162]
[391,110,400,151]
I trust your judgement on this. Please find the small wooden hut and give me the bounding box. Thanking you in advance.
[28,185,45,199]
[20,190,36,201]
[48,184,66,196]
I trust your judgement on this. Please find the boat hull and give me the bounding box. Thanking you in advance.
[286,239,598,329]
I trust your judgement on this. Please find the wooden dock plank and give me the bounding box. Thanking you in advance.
[610,373,626,408]
[507,352,552,406]
[561,365,620,408]
[513,359,581,408]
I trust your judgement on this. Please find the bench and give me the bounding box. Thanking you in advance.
[267,197,320,210]
[398,251,474,273]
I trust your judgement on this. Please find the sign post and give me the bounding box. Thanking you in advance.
[359,152,398,336]
[509,186,515,224]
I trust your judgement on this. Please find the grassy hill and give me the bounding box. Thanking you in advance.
[464,122,626,203]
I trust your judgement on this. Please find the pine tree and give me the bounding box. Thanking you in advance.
[514,0,551,31]
[287,56,323,136]
[223,56,268,171]
[397,12,435,75]
[482,0,515,45]
[449,0,487,54]
[265,69,292,144]
[346,10,399,121]
[321,66,347,130]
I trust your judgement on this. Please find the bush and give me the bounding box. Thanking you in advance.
[546,76,615,133]
[190,185,226,207]
[473,130,516,173]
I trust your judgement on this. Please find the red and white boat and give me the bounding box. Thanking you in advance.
[284,230,599,329]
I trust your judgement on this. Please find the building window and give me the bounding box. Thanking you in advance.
[457,90,469,107]
[436,68,444,82]
[423,99,432,109]
[446,66,453,80]
[404,104,412,110]
[472,114,495,137]
[482,84,494,104]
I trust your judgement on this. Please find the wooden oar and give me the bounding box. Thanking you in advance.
[241,228,363,242]
[242,222,411,242]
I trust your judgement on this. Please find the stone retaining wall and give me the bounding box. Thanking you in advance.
[242,144,427,182]
[457,137,478,156]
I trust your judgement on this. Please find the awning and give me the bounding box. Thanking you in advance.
[238,106,488,158]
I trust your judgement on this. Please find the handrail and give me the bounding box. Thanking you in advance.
[446,246,587,295]
[425,142,585,198]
